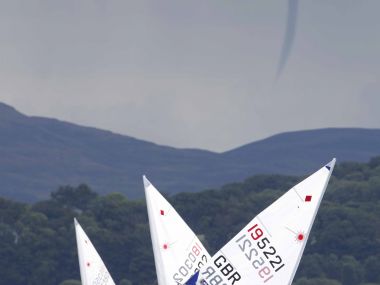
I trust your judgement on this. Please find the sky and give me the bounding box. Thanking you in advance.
[0,0,379,152]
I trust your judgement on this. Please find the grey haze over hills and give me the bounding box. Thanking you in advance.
[0,102,379,202]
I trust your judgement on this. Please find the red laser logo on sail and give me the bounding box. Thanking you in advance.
[295,231,305,243]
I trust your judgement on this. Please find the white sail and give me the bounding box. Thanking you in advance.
[186,159,336,285]
[74,218,116,285]
[143,176,211,285]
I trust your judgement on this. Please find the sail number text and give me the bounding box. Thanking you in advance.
[173,242,208,284]
[235,224,285,283]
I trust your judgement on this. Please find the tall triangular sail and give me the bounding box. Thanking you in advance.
[143,176,211,285]
[186,159,336,285]
[74,218,116,285]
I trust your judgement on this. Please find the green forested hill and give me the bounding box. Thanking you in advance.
[0,158,379,285]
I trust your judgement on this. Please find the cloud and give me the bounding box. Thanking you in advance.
[276,0,298,80]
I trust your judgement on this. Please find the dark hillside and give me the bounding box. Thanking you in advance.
[0,102,379,201]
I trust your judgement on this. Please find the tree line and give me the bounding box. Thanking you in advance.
[0,157,379,285]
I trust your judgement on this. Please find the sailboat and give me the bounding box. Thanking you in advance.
[185,159,336,285]
[143,176,211,285]
[74,218,116,285]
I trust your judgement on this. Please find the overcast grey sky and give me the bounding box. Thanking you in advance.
[0,0,379,151]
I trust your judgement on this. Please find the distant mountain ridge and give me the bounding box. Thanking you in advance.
[0,102,379,202]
